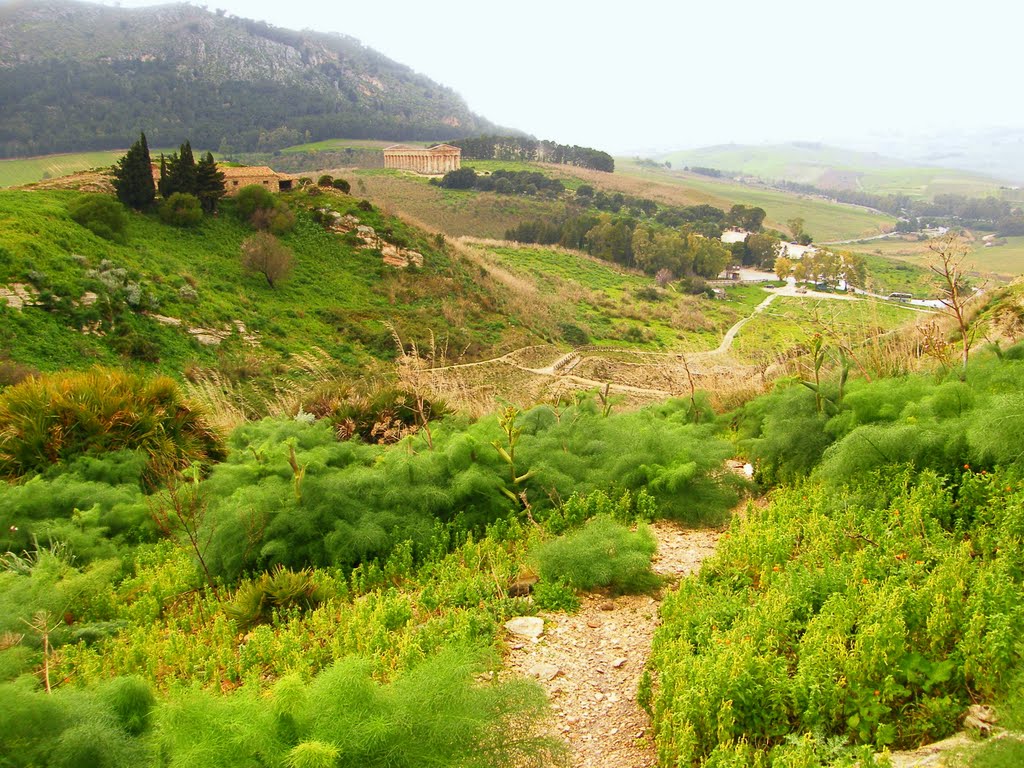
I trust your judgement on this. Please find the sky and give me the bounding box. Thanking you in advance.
[101,0,1023,155]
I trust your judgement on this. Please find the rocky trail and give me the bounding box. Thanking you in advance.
[503,521,721,768]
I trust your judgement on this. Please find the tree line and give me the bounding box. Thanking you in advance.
[504,187,771,283]
[450,136,615,172]
[435,168,565,197]
[769,179,1024,235]
[113,133,225,217]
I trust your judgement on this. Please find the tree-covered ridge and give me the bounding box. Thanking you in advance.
[0,0,499,157]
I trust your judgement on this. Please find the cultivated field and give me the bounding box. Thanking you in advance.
[843,233,1024,280]
[655,143,1011,198]
[613,160,897,242]
[0,150,131,188]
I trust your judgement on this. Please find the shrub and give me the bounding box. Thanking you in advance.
[240,232,294,288]
[233,184,276,221]
[331,178,350,194]
[68,195,128,243]
[330,385,445,444]
[149,650,563,768]
[439,168,477,189]
[0,368,226,486]
[158,192,203,227]
[648,470,1024,764]
[99,676,156,736]
[317,174,333,187]
[529,515,659,593]
[557,322,590,346]
[224,566,329,629]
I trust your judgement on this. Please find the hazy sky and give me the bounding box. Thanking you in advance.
[103,0,1021,154]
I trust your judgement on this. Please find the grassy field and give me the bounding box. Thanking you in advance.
[842,234,1024,280]
[732,293,924,360]
[0,147,204,188]
[0,150,131,188]
[613,159,897,242]
[655,143,1010,199]
[348,169,561,239]
[346,159,897,244]
[856,252,945,296]
[470,242,789,352]
[0,188,541,380]
[279,138,397,154]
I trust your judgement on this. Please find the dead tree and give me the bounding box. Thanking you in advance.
[927,233,974,374]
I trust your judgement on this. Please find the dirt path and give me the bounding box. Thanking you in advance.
[505,522,720,768]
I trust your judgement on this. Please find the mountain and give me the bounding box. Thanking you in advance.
[0,0,499,157]
[656,142,1014,199]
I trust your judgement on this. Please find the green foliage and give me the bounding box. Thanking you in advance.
[738,358,1024,486]
[224,566,329,629]
[99,676,156,736]
[234,183,277,221]
[195,152,227,213]
[326,385,444,444]
[145,649,563,768]
[648,470,1024,765]
[110,132,155,210]
[529,515,659,594]
[159,192,203,227]
[240,232,294,288]
[158,141,197,200]
[197,399,734,581]
[453,135,614,172]
[531,577,580,612]
[68,194,128,243]
[0,367,225,487]
[0,678,148,768]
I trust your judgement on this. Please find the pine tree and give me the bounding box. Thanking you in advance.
[194,152,226,213]
[112,132,156,210]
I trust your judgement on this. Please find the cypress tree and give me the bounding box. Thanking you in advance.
[195,152,226,213]
[160,141,198,199]
[178,140,197,194]
[157,154,169,198]
[112,132,156,210]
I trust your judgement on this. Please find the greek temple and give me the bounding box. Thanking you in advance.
[382,143,461,174]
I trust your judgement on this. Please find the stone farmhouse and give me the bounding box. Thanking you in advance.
[150,165,294,195]
[219,166,294,194]
[383,144,461,175]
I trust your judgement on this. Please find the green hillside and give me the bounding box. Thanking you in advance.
[657,142,1010,198]
[614,159,897,242]
[0,187,537,382]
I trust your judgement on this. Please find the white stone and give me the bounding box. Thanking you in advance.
[504,616,544,639]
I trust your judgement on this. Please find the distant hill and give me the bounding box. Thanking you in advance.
[656,142,1012,200]
[0,0,500,157]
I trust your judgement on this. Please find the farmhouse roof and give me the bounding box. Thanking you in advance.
[221,166,280,177]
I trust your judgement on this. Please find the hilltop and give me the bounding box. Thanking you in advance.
[0,0,499,157]
[656,142,1014,199]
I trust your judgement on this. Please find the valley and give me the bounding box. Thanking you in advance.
[3,3,1024,767]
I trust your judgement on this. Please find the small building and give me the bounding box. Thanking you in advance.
[779,242,817,260]
[150,164,294,195]
[383,144,461,175]
[719,265,742,281]
[220,166,294,194]
[721,229,750,245]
